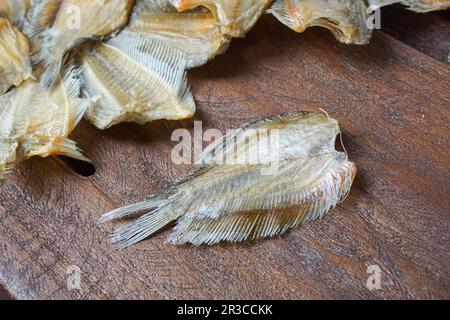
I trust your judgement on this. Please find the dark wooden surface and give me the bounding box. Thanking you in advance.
[0,8,449,300]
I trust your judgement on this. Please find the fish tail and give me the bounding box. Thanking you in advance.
[110,207,179,249]
[101,189,185,249]
[99,196,165,223]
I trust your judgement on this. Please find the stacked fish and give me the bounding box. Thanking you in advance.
[0,1,448,246]
[0,0,448,180]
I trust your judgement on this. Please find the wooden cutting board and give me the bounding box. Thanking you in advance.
[0,7,449,300]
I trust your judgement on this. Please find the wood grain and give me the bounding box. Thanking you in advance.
[0,13,449,299]
[380,6,450,63]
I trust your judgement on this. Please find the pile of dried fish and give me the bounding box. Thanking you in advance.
[0,0,448,246]
[0,64,90,179]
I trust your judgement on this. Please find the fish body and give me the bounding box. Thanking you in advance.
[269,0,450,45]
[102,113,356,248]
[128,0,230,68]
[169,0,273,37]
[268,0,372,45]
[80,32,195,129]
[0,18,32,95]
[0,64,90,179]
[27,0,135,87]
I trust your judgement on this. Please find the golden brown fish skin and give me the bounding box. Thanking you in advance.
[169,0,274,37]
[269,0,372,45]
[128,0,230,68]
[0,64,90,180]
[0,18,32,95]
[28,0,135,87]
[101,112,356,248]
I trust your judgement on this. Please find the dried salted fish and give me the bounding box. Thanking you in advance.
[101,113,356,248]
[0,65,90,180]
[0,0,31,30]
[80,33,195,129]
[269,0,449,45]
[169,0,273,37]
[0,18,32,95]
[368,0,450,11]
[268,0,372,45]
[127,0,230,68]
[27,0,135,87]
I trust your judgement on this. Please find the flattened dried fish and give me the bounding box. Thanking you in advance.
[128,0,230,68]
[270,0,449,45]
[169,0,273,37]
[0,0,31,30]
[80,33,195,129]
[369,0,450,11]
[0,65,90,180]
[268,0,372,44]
[101,113,356,248]
[27,0,135,87]
[0,18,32,95]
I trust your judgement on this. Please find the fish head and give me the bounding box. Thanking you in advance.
[259,112,341,160]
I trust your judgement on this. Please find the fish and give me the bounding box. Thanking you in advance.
[268,0,372,45]
[169,0,274,38]
[101,112,357,248]
[0,63,90,180]
[127,0,230,68]
[368,0,450,11]
[26,0,135,87]
[79,32,195,129]
[269,0,450,45]
[0,0,31,30]
[0,18,32,95]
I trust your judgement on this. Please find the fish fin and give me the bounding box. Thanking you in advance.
[26,0,62,87]
[99,195,166,223]
[0,162,17,180]
[60,63,91,131]
[36,52,63,87]
[29,136,90,163]
[50,138,89,162]
[25,0,61,39]
[109,207,179,250]
[101,186,185,249]
[0,139,19,180]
